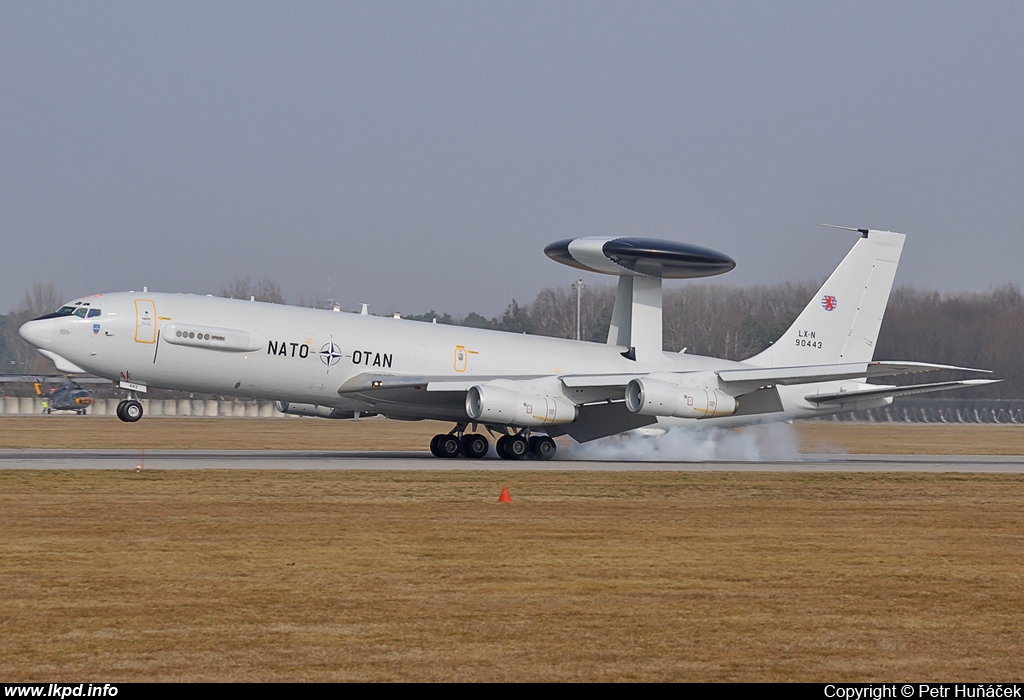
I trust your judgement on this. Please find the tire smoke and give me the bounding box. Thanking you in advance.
[563,422,806,462]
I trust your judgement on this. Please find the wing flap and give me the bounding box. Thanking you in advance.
[545,401,657,442]
[559,374,638,388]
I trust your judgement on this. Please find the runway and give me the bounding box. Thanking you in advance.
[1,449,1023,471]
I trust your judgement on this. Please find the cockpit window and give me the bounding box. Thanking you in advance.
[33,302,99,322]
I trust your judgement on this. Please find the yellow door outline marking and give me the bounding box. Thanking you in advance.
[454,345,479,372]
[134,299,157,344]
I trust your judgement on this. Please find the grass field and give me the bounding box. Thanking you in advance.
[2,469,1023,682]
[1,419,1022,681]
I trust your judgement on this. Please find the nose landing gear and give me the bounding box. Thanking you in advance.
[115,381,147,423]
[115,391,144,423]
[116,399,144,422]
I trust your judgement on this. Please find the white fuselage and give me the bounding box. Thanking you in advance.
[21,291,877,428]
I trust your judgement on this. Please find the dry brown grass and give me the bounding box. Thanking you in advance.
[0,416,446,451]
[2,419,1021,680]
[1,469,1023,682]
[0,416,1022,454]
[795,422,1024,456]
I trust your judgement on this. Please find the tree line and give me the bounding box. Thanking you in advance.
[402,282,1024,399]
[2,279,1021,398]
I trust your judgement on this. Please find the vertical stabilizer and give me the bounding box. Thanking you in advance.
[745,229,905,368]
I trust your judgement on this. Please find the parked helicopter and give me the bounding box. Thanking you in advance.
[0,375,107,414]
[40,377,94,414]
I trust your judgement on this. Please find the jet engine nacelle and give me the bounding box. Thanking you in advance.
[466,385,578,426]
[624,377,737,419]
[275,401,360,420]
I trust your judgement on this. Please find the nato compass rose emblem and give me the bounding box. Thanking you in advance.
[320,340,343,372]
[821,294,838,312]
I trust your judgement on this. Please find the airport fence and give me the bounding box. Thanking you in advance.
[0,397,288,417]
[816,398,1024,424]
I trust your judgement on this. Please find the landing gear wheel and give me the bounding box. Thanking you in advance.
[530,436,557,460]
[429,434,445,457]
[461,434,489,459]
[502,435,530,460]
[496,435,511,460]
[437,434,462,459]
[118,400,143,423]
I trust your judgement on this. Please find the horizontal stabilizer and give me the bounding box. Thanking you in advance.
[805,379,1002,405]
[717,361,990,393]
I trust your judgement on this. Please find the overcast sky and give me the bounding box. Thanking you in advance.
[2,1,1022,317]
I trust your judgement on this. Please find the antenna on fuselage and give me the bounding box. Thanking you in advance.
[543,237,735,362]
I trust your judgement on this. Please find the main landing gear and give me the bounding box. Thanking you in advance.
[428,425,556,461]
[116,398,144,423]
[429,432,488,459]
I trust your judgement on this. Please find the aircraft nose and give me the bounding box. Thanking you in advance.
[19,318,54,350]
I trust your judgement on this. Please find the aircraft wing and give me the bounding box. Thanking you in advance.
[334,372,550,421]
[339,361,990,399]
[559,361,990,396]
[804,379,1002,405]
[330,362,994,427]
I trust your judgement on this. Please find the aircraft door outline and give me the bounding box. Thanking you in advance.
[454,345,478,372]
[134,300,157,344]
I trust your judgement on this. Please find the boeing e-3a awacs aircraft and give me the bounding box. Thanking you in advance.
[19,228,997,460]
